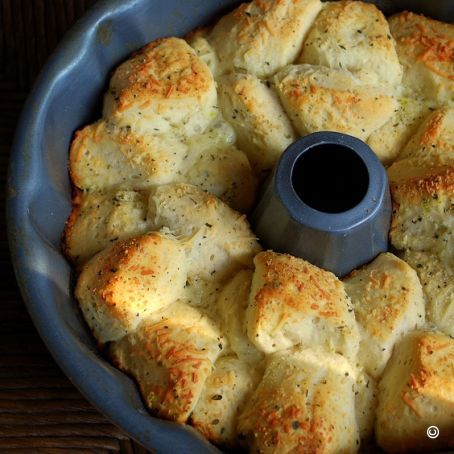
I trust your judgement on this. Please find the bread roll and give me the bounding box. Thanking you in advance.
[63,190,150,264]
[110,301,226,423]
[103,37,217,137]
[397,107,454,163]
[389,12,454,106]
[388,162,454,256]
[75,232,187,343]
[246,251,359,361]
[273,64,396,140]
[209,0,322,77]
[344,253,425,379]
[300,1,402,87]
[238,346,359,454]
[218,72,296,172]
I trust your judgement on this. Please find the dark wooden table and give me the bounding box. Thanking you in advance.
[0,1,149,452]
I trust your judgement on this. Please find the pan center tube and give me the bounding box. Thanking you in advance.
[251,132,392,277]
[292,144,370,214]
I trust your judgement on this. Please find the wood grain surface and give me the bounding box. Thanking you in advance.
[0,1,150,452]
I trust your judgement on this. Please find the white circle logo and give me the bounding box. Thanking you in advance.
[427,426,440,439]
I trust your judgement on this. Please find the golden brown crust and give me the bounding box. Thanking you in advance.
[397,107,454,162]
[389,12,454,104]
[69,120,188,191]
[113,37,214,106]
[103,37,217,137]
[376,331,454,453]
[389,163,454,202]
[344,253,425,379]
[388,160,454,256]
[238,347,359,454]
[110,302,226,423]
[273,64,396,140]
[75,232,187,343]
[62,188,83,262]
[63,189,150,265]
[247,251,359,360]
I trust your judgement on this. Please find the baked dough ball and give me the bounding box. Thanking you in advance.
[184,122,257,212]
[218,72,296,172]
[354,371,377,442]
[389,12,454,106]
[246,251,359,361]
[63,190,150,265]
[367,97,430,164]
[216,270,264,365]
[376,331,454,453]
[238,346,359,454]
[148,183,261,283]
[208,0,322,78]
[273,64,396,140]
[190,356,261,447]
[344,253,425,379]
[300,1,402,87]
[75,232,187,343]
[103,38,217,137]
[403,250,454,337]
[397,107,454,164]
[388,162,454,256]
[69,120,187,191]
[110,301,226,423]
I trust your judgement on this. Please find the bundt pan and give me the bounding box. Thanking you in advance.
[6,0,454,452]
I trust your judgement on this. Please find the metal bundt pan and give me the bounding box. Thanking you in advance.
[6,0,454,452]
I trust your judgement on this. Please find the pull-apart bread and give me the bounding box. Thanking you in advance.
[65,1,454,452]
